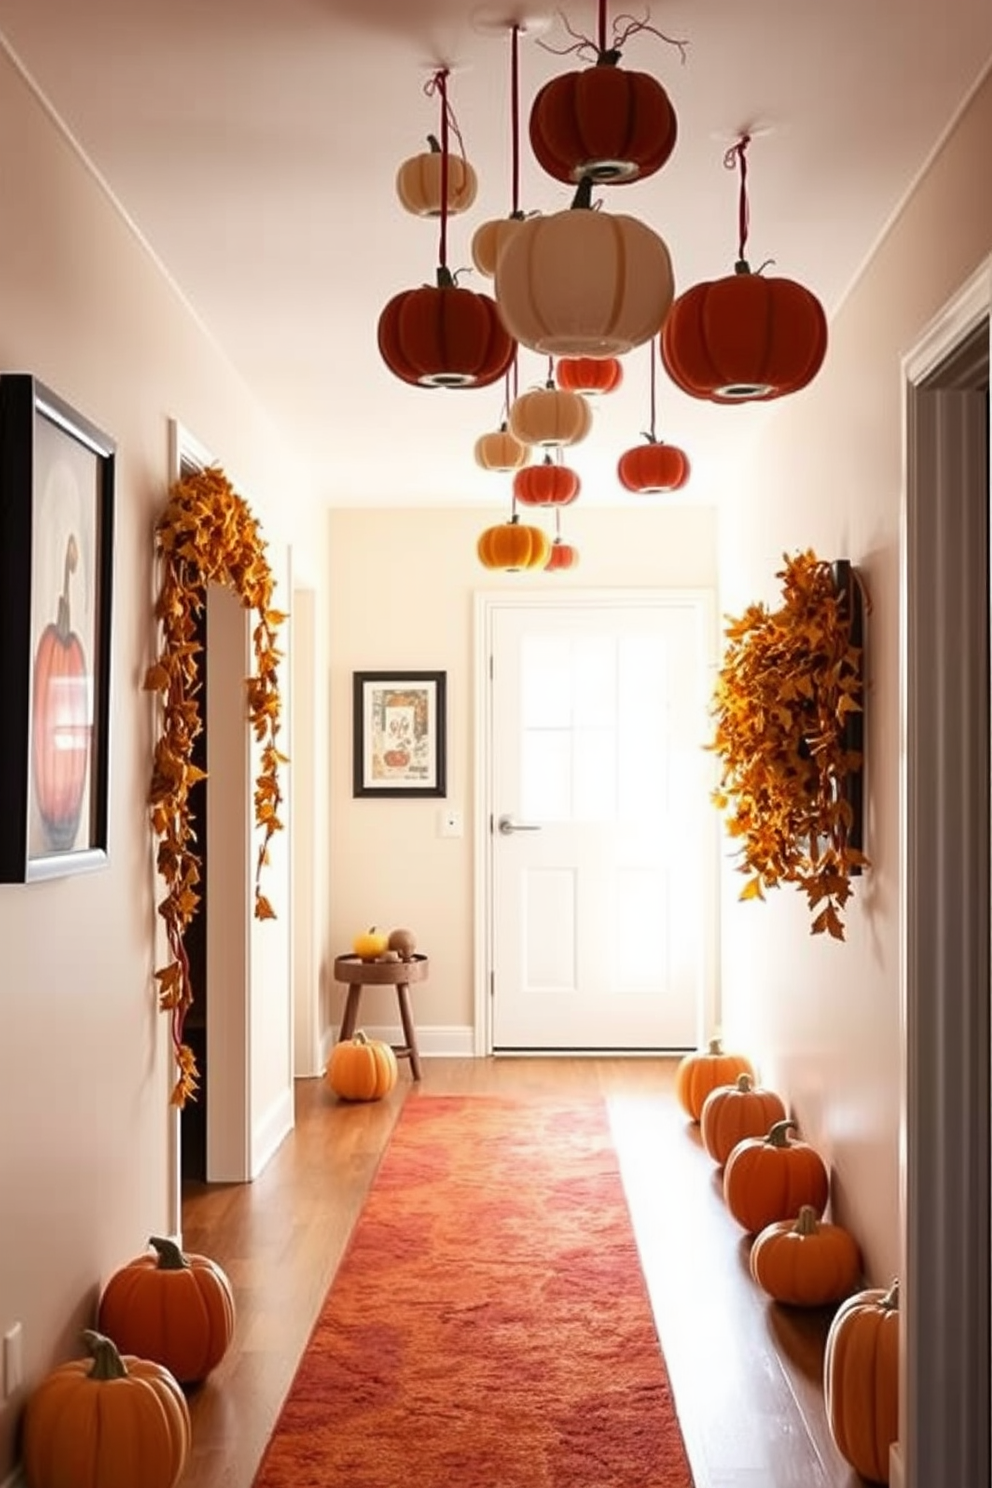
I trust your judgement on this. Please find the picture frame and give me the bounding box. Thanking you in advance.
[353,671,447,798]
[0,376,116,882]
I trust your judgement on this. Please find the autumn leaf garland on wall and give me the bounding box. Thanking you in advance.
[710,550,869,940]
[144,465,286,1107]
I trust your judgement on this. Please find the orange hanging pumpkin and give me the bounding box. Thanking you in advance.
[700,1073,787,1167]
[556,356,624,395]
[722,1119,830,1233]
[513,456,580,508]
[544,538,580,571]
[378,269,516,389]
[661,262,828,403]
[97,1236,236,1384]
[22,1329,191,1488]
[750,1204,862,1306]
[477,516,551,572]
[395,134,478,217]
[529,49,677,185]
[673,1038,755,1122]
[32,533,90,851]
[327,1029,399,1102]
[824,1279,900,1482]
[617,437,690,494]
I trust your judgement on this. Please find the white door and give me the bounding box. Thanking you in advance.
[484,594,715,1051]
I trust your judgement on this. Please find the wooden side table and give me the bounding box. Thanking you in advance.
[333,953,428,1080]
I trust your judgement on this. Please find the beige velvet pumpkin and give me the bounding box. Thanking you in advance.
[474,424,530,472]
[471,214,527,279]
[395,135,478,218]
[508,383,592,449]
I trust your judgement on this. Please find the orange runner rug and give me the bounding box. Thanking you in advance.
[252,1094,695,1488]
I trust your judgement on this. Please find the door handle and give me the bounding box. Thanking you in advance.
[497,814,542,835]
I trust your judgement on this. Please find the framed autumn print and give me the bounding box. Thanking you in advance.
[0,376,116,882]
[353,671,447,797]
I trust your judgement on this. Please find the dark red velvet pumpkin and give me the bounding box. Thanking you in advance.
[617,437,690,494]
[513,456,580,507]
[378,268,516,388]
[661,262,828,403]
[529,52,677,185]
[32,534,90,850]
[544,538,580,571]
[555,355,623,395]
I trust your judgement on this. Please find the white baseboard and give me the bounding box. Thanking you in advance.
[250,1084,295,1178]
[319,1023,475,1070]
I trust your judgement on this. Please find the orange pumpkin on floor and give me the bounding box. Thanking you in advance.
[824,1279,900,1482]
[97,1235,236,1383]
[22,1329,190,1488]
[750,1204,862,1306]
[674,1038,755,1122]
[700,1073,787,1166]
[722,1119,829,1233]
[328,1029,398,1101]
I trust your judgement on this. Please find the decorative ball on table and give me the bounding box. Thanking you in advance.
[387,927,417,961]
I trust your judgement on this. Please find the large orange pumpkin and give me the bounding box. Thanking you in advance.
[700,1073,787,1167]
[723,1119,830,1233]
[327,1029,399,1102]
[661,261,828,403]
[824,1279,900,1482]
[529,51,677,185]
[378,269,516,389]
[97,1236,236,1384]
[750,1204,862,1306]
[22,1329,191,1488]
[32,533,90,851]
[673,1038,755,1122]
[477,517,551,573]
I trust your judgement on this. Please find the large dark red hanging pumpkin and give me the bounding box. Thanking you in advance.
[378,267,516,388]
[513,456,580,507]
[529,50,677,185]
[661,261,828,403]
[617,437,690,493]
[556,356,623,395]
[32,533,90,851]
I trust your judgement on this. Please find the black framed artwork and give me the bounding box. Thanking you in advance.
[0,376,116,882]
[353,671,447,798]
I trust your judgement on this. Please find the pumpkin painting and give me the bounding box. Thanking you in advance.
[22,1329,191,1488]
[722,1119,830,1233]
[700,1073,787,1167]
[327,1029,399,1102]
[32,533,90,851]
[673,1038,755,1123]
[824,1279,900,1483]
[750,1204,862,1306]
[97,1236,236,1384]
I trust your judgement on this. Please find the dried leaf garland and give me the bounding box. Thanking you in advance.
[710,550,869,940]
[145,465,287,1106]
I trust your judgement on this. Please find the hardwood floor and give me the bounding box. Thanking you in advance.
[180,1058,867,1488]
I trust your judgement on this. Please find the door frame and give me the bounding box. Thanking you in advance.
[473,586,720,1058]
[899,256,991,1488]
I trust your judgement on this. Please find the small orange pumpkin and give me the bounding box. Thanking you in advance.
[617,437,691,494]
[673,1038,755,1122]
[700,1073,787,1167]
[555,355,624,395]
[544,538,580,572]
[750,1204,862,1306]
[328,1029,399,1102]
[477,516,551,573]
[513,456,580,508]
[824,1279,900,1482]
[723,1119,830,1233]
[97,1236,236,1383]
[22,1329,191,1488]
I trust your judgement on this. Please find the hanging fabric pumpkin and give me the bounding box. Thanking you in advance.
[544,537,580,571]
[556,356,624,394]
[509,380,592,449]
[513,454,580,507]
[474,422,530,472]
[477,516,551,572]
[617,436,690,493]
[395,134,478,217]
[378,268,516,388]
[471,213,528,279]
[495,176,674,358]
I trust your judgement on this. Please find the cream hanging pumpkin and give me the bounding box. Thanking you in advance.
[508,381,592,449]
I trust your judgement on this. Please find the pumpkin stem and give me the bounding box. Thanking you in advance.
[570,175,594,211]
[596,47,622,65]
[793,1204,820,1236]
[766,1118,798,1147]
[58,534,78,638]
[881,1278,900,1311]
[436,266,456,289]
[734,1073,754,1093]
[640,431,660,445]
[734,259,752,275]
[354,1030,370,1045]
[706,1037,723,1054]
[82,1329,130,1380]
[149,1236,191,1271]
[427,133,441,153]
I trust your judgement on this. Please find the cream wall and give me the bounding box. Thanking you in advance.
[326,503,718,1046]
[717,68,992,1285]
[0,46,331,1480]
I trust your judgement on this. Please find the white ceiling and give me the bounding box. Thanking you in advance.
[0,1,989,511]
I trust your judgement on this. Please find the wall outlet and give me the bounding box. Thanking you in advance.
[438,806,463,838]
[3,1322,23,1398]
